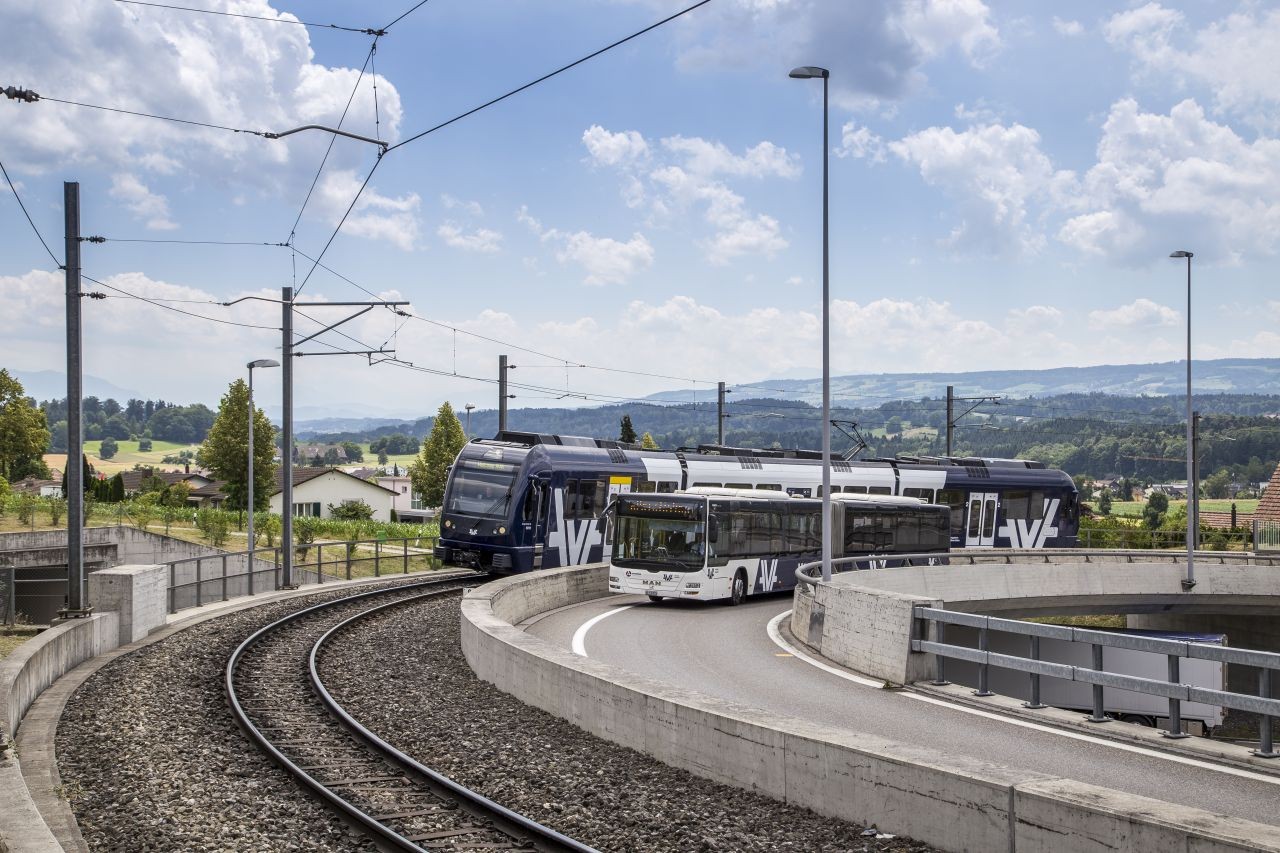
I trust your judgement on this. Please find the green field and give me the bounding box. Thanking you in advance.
[1104,498,1258,518]
[358,443,418,466]
[46,440,201,475]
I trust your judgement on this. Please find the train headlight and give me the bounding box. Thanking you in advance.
[496,526,507,535]
[443,519,453,529]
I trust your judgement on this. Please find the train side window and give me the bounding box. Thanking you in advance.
[521,487,537,524]
[1030,491,1045,520]
[635,477,656,493]
[578,480,608,517]
[869,486,892,495]
[903,487,933,502]
[692,482,721,489]
[758,483,782,491]
[937,489,965,537]
[564,480,579,516]
[725,482,753,490]
[844,485,869,494]
[657,481,678,493]
[1004,490,1030,520]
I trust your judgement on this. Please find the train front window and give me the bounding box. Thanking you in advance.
[446,460,521,519]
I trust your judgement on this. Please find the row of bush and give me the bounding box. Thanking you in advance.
[0,493,439,549]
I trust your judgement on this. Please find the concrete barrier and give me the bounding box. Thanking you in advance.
[0,613,118,853]
[461,564,1280,853]
[88,564,168,646]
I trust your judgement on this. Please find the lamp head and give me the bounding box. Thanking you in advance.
[789,66,829,79]
[247,358,281,369]
[1169,250,1193,258]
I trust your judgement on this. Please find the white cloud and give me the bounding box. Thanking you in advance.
[109,173,177,230]
[1087,298,1180,330]
[1,0,404,235]
[584,128,794,264]
[552,231,654,286]
[660,136,800,179]
[835,121,886,162]
[670,0,1000,107]
[317,170,421,251]
[583,126,650,167]
[437,223,503,253]
[1104,4,1280,127]
[889,122,1074,255]
[1052,17,1083,36]
[440,194,484,217]
[1058,99,1280,263]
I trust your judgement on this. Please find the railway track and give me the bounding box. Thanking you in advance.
[225,578,597,853]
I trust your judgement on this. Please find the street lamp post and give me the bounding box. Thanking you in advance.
[1170,250,1195,589]
[465,403,475,439]
[790,65,832,582]
[246,359,280,579]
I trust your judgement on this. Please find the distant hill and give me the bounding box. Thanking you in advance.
[294,357,1280,439]
[13,369,140,403]
[644,358,1280,406]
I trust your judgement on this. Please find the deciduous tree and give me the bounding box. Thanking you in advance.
[0,369,51,481]
[640,432,659,450]
[198,379,277,511]
[410,402,467,508]
[99,436,119,459]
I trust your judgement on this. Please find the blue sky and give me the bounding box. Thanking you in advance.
[3,0,1278,419]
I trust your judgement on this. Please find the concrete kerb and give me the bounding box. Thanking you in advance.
[460,563,1280,853]
[1,567,471,853]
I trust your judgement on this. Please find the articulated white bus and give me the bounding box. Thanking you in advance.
[606,487,951,605]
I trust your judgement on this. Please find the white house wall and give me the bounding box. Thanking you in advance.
[268,471,394,522]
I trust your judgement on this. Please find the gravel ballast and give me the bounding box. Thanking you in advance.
[55,580,434,853]
[319,594,935,853]
[54,576,933,852]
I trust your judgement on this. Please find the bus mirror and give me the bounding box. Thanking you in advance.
[707,514,720,543]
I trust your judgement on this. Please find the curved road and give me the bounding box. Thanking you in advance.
[524,592,1280,827]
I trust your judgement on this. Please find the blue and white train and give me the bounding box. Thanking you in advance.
[433,431,1079,574]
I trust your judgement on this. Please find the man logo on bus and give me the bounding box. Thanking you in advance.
[998,498,1060,548]
[547,488,601,567]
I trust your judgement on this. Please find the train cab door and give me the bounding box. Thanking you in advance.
[529,478,549,569]
[964,492,999,548]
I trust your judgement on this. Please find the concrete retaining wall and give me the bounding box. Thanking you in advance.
[0,613,119,745]
[791,578,940,685]
[460,563,1280,853]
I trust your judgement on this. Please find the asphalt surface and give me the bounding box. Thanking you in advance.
[525,592,1280,828]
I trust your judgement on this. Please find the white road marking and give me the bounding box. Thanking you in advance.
[766,610,1280,787]
[571,605,635,657]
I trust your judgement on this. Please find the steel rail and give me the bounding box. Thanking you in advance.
[225,578,468,852]
[310,592,600,853]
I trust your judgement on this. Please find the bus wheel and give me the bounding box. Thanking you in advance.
[647,595,664,604]
[728,571,747,606]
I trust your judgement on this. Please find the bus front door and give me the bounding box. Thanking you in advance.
[965,492,998,548]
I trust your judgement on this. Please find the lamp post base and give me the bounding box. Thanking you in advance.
[1180,578,1197,591]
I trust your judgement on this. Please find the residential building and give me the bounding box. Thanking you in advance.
[268,467,396,521]
[374,473,436,522]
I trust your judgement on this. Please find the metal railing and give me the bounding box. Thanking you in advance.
[1257,520,1280,553]
[165,536,440,614]
[794,548,1280,587]
[911,607,1280,758]
[0,564,12,627]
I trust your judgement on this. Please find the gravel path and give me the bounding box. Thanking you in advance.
[319,594,936,853]
[56,580,434,853]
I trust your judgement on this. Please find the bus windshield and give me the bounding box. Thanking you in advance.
[445,459,521,519]
[611,496,706,572]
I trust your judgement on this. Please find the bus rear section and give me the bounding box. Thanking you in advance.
[608,489,951,604]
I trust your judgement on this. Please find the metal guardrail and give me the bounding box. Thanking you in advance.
[911,607,1280,758]
[794,547,1280,587]
[165,536,440,614]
